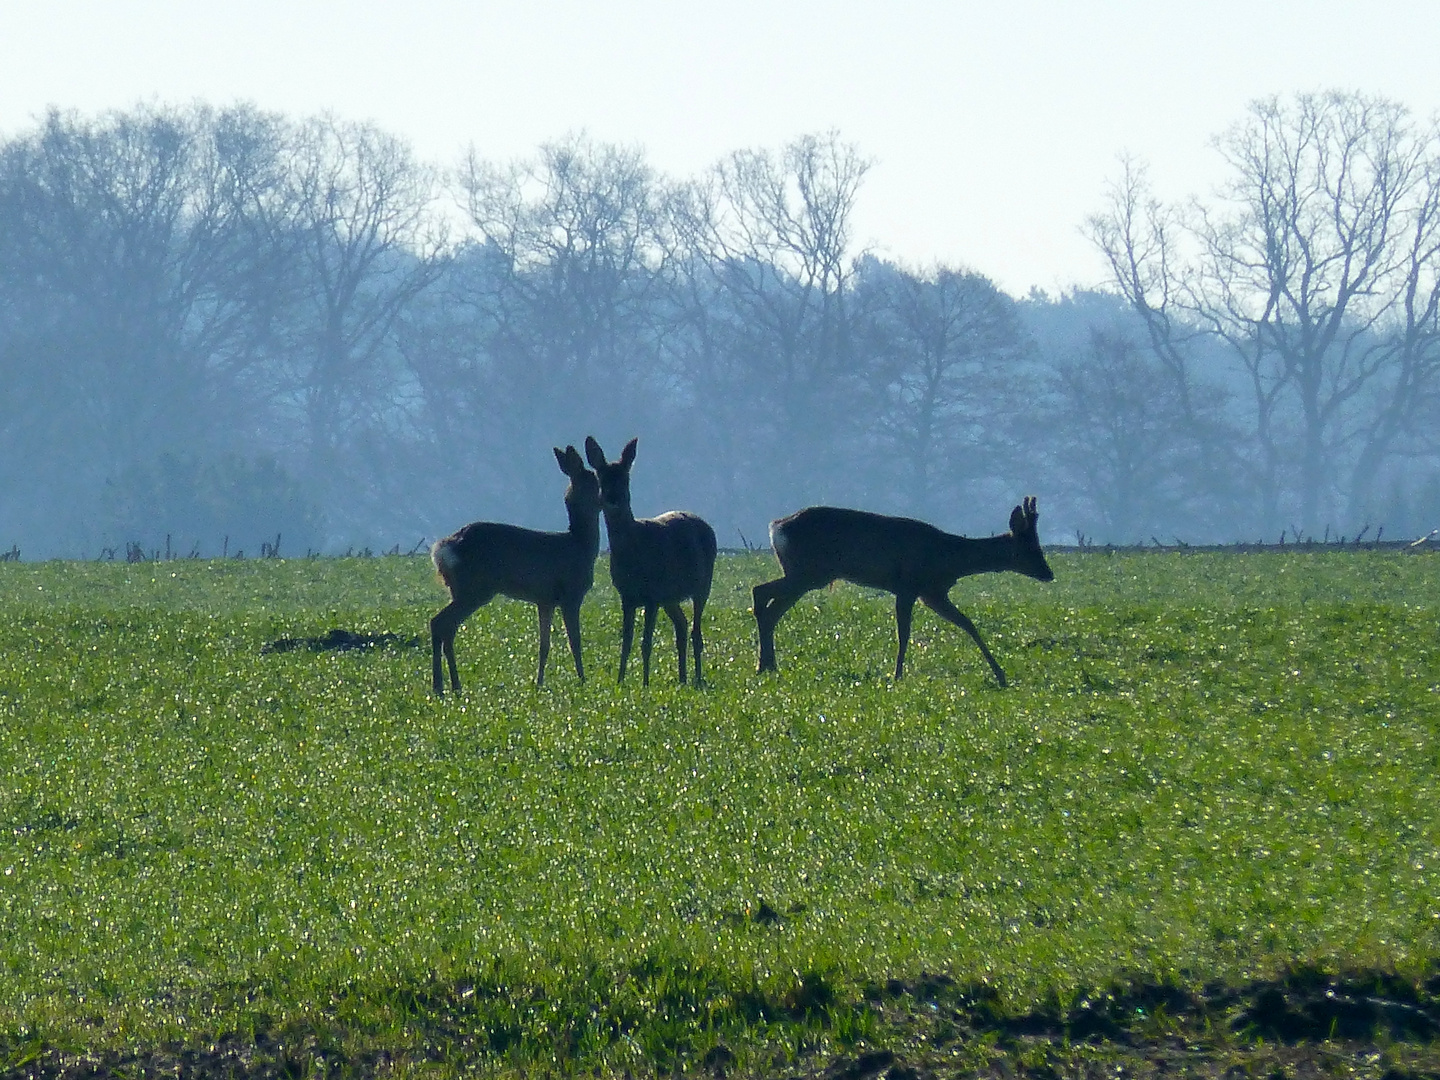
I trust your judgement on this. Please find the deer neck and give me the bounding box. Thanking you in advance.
[566,502,602,556]
[601,502,639,545]
[946,531,1018,578]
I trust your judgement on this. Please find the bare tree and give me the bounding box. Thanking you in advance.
[1046,328,1221,540]
[670,132,873,516]
[860,261,1030,521]
[284,116,449,521]
[1091,93,1440,534]
[0,104,302,550]
[1344,146,1440,520]
[452,135,672,515]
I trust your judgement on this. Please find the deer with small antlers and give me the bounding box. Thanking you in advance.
[429,446,601,694]
[753,497,1054,685]
[584,436,717,686]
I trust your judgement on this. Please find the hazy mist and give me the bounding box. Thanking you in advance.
[2,94,1438,560]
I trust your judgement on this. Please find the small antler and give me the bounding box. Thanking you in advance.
[1009,497,1040,536]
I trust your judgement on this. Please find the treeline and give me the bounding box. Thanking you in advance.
[2,93,1438,558]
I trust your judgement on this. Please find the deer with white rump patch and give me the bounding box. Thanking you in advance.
[429,446,600,694]
[584,436,717,686]
[752,497,1054,685]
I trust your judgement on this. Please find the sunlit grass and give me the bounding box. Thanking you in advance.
[0,551,1437,1071]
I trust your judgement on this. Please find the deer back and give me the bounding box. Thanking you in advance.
[433,522,594,604]
[609,510,717,605]
[432,445,601,605]
[771,507,965,593]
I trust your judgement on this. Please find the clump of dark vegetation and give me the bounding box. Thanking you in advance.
[866,966,1440,1048]
[260,628,422,654]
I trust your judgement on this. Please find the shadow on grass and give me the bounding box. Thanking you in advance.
[6,965,1440,1079]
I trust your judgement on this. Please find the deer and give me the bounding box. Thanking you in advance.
[429,445,601,694]
[752,497,1054,685]
[584,436,717,687]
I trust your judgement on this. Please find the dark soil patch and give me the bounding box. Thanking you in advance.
[4,969,1439,1079]
[260,628,422,654]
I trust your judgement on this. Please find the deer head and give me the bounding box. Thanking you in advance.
[554,444,600,514]
[583,436,637,516]
[1008,496,1054,582]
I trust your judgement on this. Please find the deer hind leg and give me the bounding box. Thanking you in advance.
[618,603,637,684]
[664,602,689,684]
[560,600,585,682]
[535,603,555,688]
[641,604,659,687]
[752,578,783,670]
[431,606,451,694]
[689,595,707,687]
[894,593,918,679]
[922,592,1008,687]
[753,577,809,672]
[431,594,487,695]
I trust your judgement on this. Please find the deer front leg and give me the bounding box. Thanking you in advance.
[641,604,659,687]
[536,603,554,688]
[690,598,706,687]
[560,600,585,682]
[664,602,688,684]
[922,592,1008,687]
[894,593,917,679]
[618,603,637,683]
[753,578,804,672]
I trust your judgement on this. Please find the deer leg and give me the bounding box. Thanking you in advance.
[641,605,659,687]
[431,595,486,695]
[560,600,585,682]
[752,581,774,671]
[752,578,781,628]
[753,577,807,672]
[618,603,637,684]
[535,603,554,688]
[444,634,461,693]
[894,593,917,679]
[922,593,1008,687]
[690,597,706,687]
[431,606,452,695]
[664,602,688,684]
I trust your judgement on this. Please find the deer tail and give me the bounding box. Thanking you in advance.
[769,518,790,565]
[431,537,462,589]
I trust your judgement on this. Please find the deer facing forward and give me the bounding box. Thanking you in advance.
[430,446,601,694]
[584,436,717,686]
[753,497,1054,685]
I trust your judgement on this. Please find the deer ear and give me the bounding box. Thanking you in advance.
[1024,496,1039,522]
[554,446,570,474]
[621,437,638,466]
[584,436,606,470]
[1009,504,1027,535]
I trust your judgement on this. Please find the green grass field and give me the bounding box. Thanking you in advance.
[1,551,1438,1076]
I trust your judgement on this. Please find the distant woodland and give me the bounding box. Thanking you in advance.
[2,91,1437,557]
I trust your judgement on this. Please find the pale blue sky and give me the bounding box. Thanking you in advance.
[3,0,1437,295]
